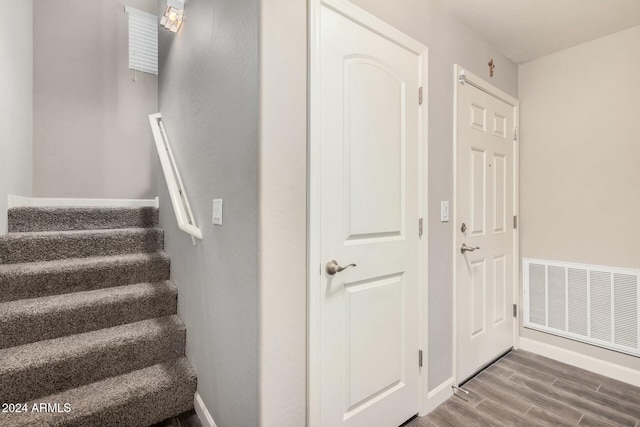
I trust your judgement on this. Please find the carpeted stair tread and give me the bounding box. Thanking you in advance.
[8,207,159,233]
[0,228,164,264]
[0,357,197,427]
[0,252,170,303]
[0,281,178,349]
[0,315,186,403]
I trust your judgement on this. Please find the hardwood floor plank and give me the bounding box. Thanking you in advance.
[525,405,574,427]
[513,349,536,359]
[476,371,583,423]
[527,353,603,390]
[506,352,600,391]
[440,398,495,427]
[451,385,485,408]
[508,373,637,427]
[497,358,557,385]
[553,378,640,420]
[597,378,640,408]
[473,399,541,427]
[415,406,459,427]
[464,377,532,414]
[580,414,627,427]
[485,363,513,379]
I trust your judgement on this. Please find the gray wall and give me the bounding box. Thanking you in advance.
[519,25,640,370]
[0,0,33,233]
[157,0,260,426]
[33,0,157,200]
[349,0,519,390]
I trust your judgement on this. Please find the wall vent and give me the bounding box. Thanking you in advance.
[523,258,639,357]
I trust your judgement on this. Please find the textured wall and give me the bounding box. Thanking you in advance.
[259,0,307,425]
[0,0,33,234]
[519,25,640,370]
[157,0,260,426]
[33,0,157,199]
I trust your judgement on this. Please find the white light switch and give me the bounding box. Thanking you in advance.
[212,199,223,225]
[440,201,449,223]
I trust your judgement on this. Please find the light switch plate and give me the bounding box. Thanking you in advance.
[212,199,223,225]
[440,201,449,222]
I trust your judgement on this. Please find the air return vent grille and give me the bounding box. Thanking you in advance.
[523,258,639,357]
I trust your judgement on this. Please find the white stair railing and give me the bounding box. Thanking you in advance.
[149,113,202,245]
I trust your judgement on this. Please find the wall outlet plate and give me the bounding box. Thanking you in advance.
[212,199,223,225]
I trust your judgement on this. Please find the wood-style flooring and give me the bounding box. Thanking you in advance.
[408,349,640,427]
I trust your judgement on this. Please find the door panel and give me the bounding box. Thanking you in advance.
[456,81,516,384]
[345,57,404,239]
[320,5,422,427]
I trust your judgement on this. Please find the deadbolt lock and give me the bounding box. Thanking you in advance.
[461,222,467,233]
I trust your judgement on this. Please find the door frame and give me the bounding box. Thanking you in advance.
[308,1,429,425]
[451,64,520,384]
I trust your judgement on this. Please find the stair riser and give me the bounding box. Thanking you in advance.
[0,284,177,349]
[0,255,170,303]
[0,326,186,403]
[0,229,164,264]
[8,207,159,233]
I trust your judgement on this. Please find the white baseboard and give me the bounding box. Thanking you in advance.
[8,195,159,208]
[194,392,218,427]
[520,337,640,388]
[420,376,454,416]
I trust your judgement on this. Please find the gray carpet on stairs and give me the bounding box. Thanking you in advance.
[0,358,197,427]
[0,228,164,264]
[0,281,178,349]
[8,207,159,233]
[0,252,171,303]
[0,207,197,427]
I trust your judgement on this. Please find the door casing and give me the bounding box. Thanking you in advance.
[452,64,520,384]
[308,1,429,425]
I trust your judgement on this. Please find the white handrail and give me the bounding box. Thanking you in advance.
[149,113,202,245]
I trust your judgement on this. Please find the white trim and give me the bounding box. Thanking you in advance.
[194,392,218,427]
[519,337,640,388]
[452,64,520,384]
[457,68,518,107]
[422,377,454,415]
[7,195,159,209]
[417,44,430,419]
[308,1,428,425]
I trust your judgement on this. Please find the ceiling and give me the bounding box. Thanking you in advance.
[436,0,640,64]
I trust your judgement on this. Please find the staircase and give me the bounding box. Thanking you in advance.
[0,206,197,427]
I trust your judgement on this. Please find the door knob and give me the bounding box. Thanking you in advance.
[461,243,480,254]
[326,260,357,276]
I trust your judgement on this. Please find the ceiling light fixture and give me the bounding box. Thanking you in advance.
[160,0,184,33]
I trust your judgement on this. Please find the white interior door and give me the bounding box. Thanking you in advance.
[318,4,424,426]
[455,72,517,384]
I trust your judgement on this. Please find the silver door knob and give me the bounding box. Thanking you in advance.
[326,260,357,276]
[461,243,480,254]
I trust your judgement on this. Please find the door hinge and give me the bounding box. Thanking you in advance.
[513,215,518,229]
[418,218,423,237]
[513,304,518,318]
[418,349,423,368]
[513,127,518,142]
[418,87,423,106]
